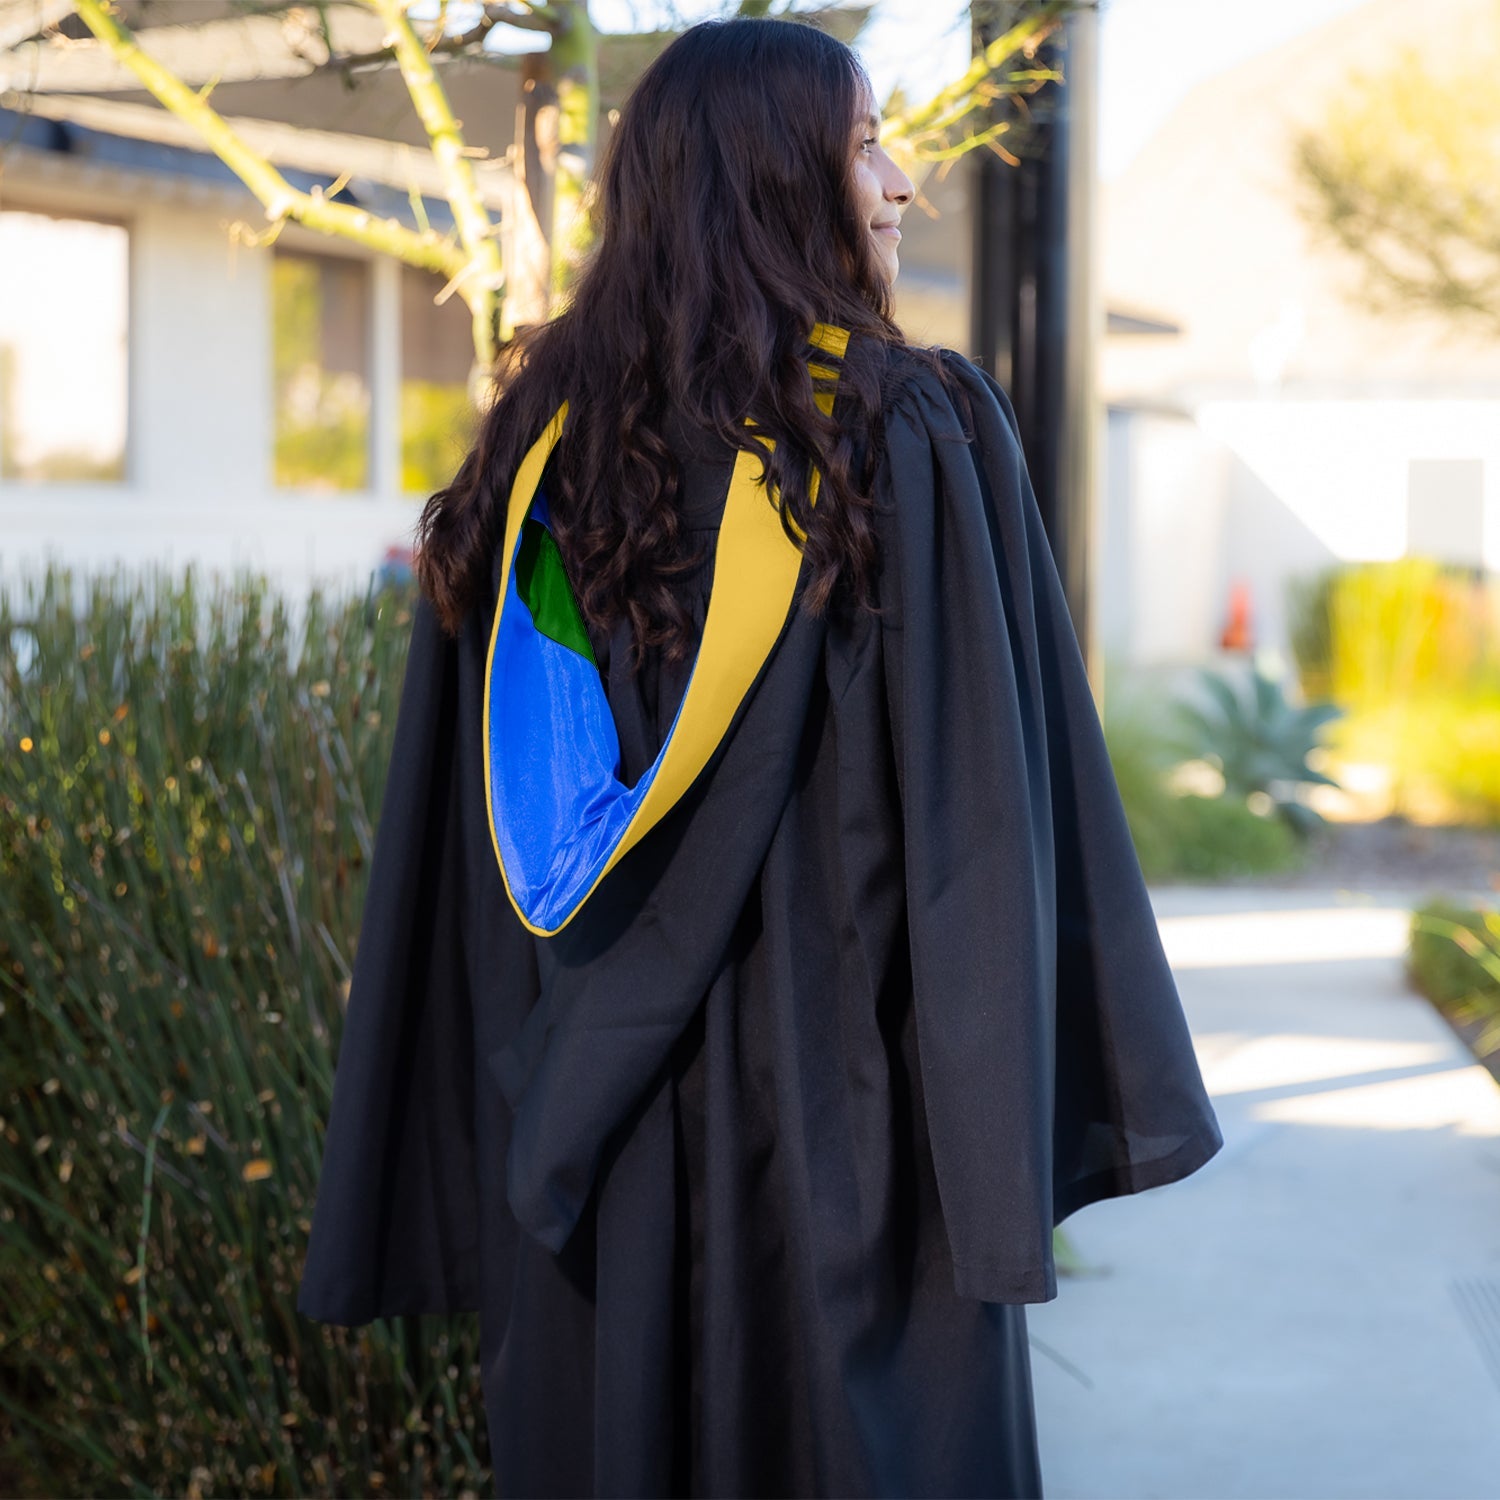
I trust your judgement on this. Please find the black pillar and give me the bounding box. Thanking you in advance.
[969,2,1100,688]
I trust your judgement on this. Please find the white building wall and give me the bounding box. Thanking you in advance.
[1104,398,1500,671]
[132,200,269,506]
[1115,409,1231,666]
[0,180,423,604]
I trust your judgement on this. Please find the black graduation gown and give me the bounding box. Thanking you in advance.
[296,345,1225,1500]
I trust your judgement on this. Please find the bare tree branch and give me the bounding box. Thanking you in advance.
[68,0,467,281]
[882,0,1068,162]
[365,0,506,362]
[287,0,554,77]
[1291,37,1500,336]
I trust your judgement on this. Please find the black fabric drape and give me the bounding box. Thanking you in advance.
[297,344,1222,1498]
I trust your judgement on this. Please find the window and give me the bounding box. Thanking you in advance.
[272,249,370,491]
[0,209,128,483]
[400,264,478,495]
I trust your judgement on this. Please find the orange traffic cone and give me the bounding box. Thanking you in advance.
[1220,577,1254,651]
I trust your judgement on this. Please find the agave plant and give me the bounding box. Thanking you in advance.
[1173,661,1344,837]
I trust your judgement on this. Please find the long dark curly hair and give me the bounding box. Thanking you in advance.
[415,15,917,666]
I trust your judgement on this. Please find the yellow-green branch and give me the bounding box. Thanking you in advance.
[883,3,1067,146]
[368,0,506,363]
[548,0,598,300]
[70,0,466,283]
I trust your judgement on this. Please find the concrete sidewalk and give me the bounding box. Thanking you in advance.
[1030,884,1500,1500]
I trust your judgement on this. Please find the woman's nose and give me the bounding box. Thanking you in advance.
[886,162,914,204]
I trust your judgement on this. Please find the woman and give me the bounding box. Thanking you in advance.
[297,16,1224,1499]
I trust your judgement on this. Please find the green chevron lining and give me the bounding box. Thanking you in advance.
[515,515,596,665]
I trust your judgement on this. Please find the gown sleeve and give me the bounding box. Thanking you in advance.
[876,348,1224,1305]
[297,596,497,1325]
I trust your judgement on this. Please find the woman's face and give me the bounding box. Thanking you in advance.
[849,86,915,285]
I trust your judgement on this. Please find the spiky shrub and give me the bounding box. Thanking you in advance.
[1098,670,1305,880]
[1173,664,1343,838]
[1285,567,1336,702]
[1288,558,1500,707]
[0,567,489,1498]
[1287,559,1500,821]
[1327,558,1500,708]
[1408,899,1500,1065]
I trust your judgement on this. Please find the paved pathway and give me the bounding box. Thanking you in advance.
[1030,884,1500,1500]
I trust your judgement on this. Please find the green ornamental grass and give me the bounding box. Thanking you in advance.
[1408,899,1500,1066]
[0,566,488,1499]
[1286,558,1500,821]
